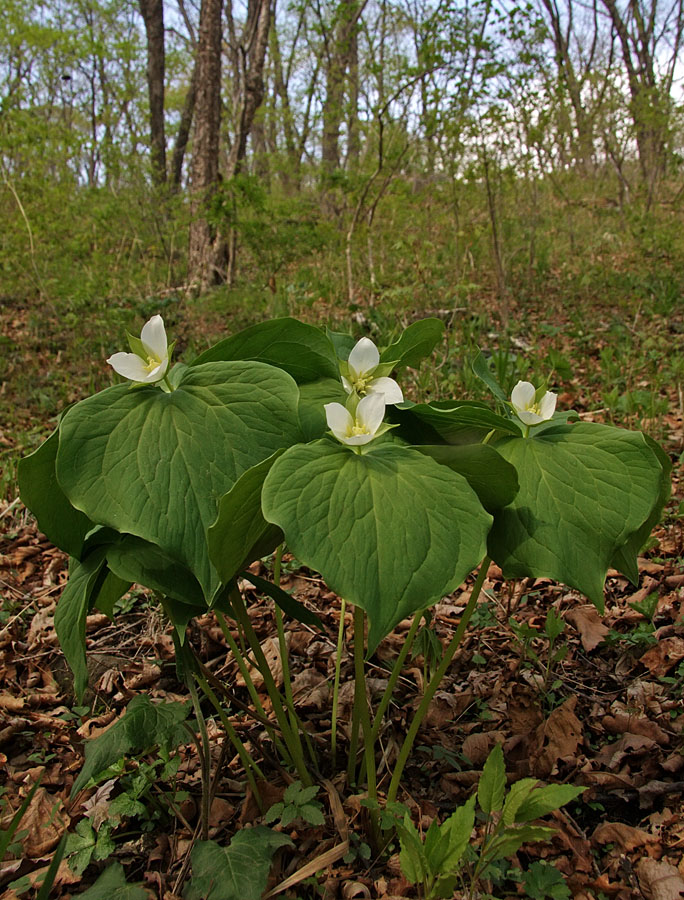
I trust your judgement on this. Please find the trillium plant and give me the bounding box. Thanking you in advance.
[20,315,670,838]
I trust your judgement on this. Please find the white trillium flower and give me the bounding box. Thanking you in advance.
[325,393,387,446]
[511,380,557,426]
[342,337,403,405]
[107,315,170,384]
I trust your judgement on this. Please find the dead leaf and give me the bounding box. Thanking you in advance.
[20,787,69,857]
[534,696,583,777]
[291,668,330,710]
[637,858,684,900]
[566,605,610,651]
[236,636,284,689]
[603,714,670,745]
[462,731,505,766]
[592,821,658,852]
[640,638,684,677]
[425,690,473,727]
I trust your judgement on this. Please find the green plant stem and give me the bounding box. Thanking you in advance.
[369,612,422,745]
[331,597,347,769]
[193,668,265,810]
[272,546,298,733]
[231,588,312,785]
[354,605,380,846]
[386,557,491,803]
[215,609,289,761]
[186,678,212,840]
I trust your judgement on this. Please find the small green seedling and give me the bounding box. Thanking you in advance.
[264,782,325,828]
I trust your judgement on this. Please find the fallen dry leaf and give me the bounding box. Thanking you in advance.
[533,696,583,777]
[640,638,684,677]
[20,787,69,857]
[636,858,684,900]
[566,605,611,651]
[592,821,659,852]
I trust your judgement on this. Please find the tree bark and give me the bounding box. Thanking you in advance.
[188,0,224,290]
[138,0,166,184]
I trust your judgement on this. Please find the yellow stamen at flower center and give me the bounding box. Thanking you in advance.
[352,374,373,395]
[143,354,162,374]
[347,422,370,437]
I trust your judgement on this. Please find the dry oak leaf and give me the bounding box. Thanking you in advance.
[592,821,659,852]
[637,858,684,900]
[603,714,670,746]
[291,668,330,710]
[640,638,684,678]
[533,696,583,777]
[20,787,69,857]
[565,605,610,651]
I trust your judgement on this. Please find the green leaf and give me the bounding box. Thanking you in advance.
[326,329,355,361]
[414,443,519,511]
[488,424,666,612]
[501,778,539,826]
[191,318,339,383]
[484,825,554,860]
[65,819,97,876]
[18,426,93,558]
[300,804,325,826]
[521,861,571,900]
[425,793,476,874]
[397,813,428,886]
[71,695,190,796]
[514,784,586,823]
[478,743,506,814]
[297,377,347,441]
[56,362,301,601]
[55,549,108,702]
[106,535,205,607]
[471,350,510,406]
[391,400,521,446]
[610,433,672,584]
[76,862,148,900]
[185,828,293,900]
[379,318,444,368]
[208,453,285,587]
[262,441,492,650]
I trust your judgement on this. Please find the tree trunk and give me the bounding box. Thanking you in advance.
[138,0,166,184]
[187,0,224,290]
[171,65,197,189]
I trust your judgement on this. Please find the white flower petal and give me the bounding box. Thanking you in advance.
[368,376,403,405]
[107,351,152,382]
[356,393,386,435]
[348,337,379,379]
[539,391,557,420]
[342,433,374,445]
[511,380,535,412]
[325,402,353,440]
[140,315,167,359]
[341,376,353,394]
[516,408,545,426]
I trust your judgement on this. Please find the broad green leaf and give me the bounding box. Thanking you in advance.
[185,828,293,900]
[610,433,671,584]
[397,813,428,885]
[90,567,131,619]
[55,550,108,702]
[107,535,207,607]
[514,783,585,823]
[488,424,665,612]
[415,444,519,510]
[326,328,355,361]
[18,427,92,558]
[391,400,521,446]
[56,362,301,601]
[208,452,285,587]
[71,695,190,796]
[471,350,510,407]
[380,318,444,368]
[241,571,323,629]
[76,862,148,900]
[65,819,98,877]
[297,377,347,441]
[262,441,492,650]
[484,825,554,861]
[478,743,506,814]
[501,778,539,826]
[425,793,476,874]
[521,861,571,900]
[192,318,339,383]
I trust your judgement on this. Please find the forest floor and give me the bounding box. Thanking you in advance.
[1,289,683,899]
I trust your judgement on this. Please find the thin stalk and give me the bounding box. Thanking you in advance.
[272,546,298,733]
[215,610,289,761]
[193,668,265,810]
[186,679,212,840]
[386,557,491,803]
[231,588,312,785]
[354,605,380,846]
[330,598,347,768]
[369,612,422,744]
